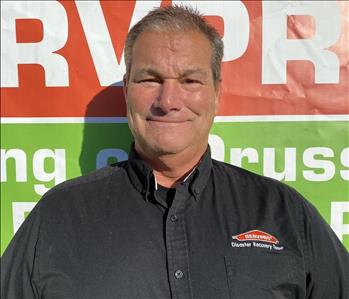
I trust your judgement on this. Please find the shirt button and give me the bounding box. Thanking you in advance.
[174,270,183,279]
[170,214,178,222]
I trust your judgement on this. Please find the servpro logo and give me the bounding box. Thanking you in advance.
[231,230,284,251]
[233,229,279,244]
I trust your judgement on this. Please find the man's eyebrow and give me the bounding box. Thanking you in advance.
[180,69,208,77]
[134,68,160,76]
[134,68,208,78]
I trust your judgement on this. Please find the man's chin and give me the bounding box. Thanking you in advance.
[145,141,188,157]
[150,145,182,156]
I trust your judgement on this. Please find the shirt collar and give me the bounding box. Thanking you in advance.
[125,146,212,201]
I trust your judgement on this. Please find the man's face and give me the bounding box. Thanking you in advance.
[124,30,220,158]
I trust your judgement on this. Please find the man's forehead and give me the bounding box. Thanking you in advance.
[137,28,206,44]
[129,29,213,80]
[133,29,211,56]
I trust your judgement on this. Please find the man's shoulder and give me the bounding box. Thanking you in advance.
[35,162,130,220]
[44,161,128,198]
[211,159,283,185]
[211,159,302,202]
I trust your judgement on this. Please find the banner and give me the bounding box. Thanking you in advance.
[1,1,348,254]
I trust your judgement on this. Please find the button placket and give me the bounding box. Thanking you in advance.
[165,186,193,298]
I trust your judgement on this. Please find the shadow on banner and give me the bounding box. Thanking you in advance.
[79,85,133,175]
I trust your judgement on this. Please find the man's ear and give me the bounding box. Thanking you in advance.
[123,74,128,101]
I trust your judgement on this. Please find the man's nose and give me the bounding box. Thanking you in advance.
[154,80,183,113]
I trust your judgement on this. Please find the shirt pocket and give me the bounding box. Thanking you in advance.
[224,250,305,299]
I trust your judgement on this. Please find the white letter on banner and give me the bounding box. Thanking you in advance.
[230,148,258,167]
[208,134,225,162]
[331,202,349,242]
[340,148,349,181]
[303,147,335,181]
[76,1,161,86]
[33,149,66,196]
[263,148,296,181]
[0,1,69,87]
[12,202,37,234]
[96,149,128,169]
[173,1,249,61]
[1,149,27,182]
[262,1,340,84]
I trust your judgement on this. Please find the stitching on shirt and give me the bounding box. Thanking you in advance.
[31,208,42,298]
[286,188,309,275]
[182,213,194,299]
[105,165,117,207]
[296,191,310,274]
[167,220,177,299]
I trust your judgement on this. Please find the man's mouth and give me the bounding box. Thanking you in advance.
[147,117,187,124]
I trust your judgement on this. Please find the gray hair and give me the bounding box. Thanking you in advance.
[124,5,224,86]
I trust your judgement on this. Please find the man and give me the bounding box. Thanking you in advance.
[2,5,349,299]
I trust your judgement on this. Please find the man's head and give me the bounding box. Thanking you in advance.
[123,5,224,160]
[124,5,224,87]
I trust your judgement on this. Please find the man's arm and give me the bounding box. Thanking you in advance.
[299,195,349,298]
[1,203,41,299]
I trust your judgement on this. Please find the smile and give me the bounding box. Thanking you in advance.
[147,118,188,124]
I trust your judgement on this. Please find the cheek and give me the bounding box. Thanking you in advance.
[127,88,154,115]
[185,90,216,115]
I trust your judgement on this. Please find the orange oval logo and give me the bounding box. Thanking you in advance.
[232,230,279,244]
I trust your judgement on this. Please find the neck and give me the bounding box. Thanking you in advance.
[135,145,207,188]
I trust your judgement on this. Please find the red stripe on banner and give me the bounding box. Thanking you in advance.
[1,1,348,117]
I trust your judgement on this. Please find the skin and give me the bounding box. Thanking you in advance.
[123,30,221,187]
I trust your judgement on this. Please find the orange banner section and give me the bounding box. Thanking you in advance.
[1,1,348,117]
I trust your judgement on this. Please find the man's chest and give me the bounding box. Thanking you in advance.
[38,187,306,299]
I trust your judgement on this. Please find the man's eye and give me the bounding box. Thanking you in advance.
[183,78,201,84]
[138,78,159,83]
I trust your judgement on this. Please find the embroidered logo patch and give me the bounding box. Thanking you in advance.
[233,229,279,244]
[231,229,284,251]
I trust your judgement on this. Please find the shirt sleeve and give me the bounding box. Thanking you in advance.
[1,201,42,299]
[298,194,349,298]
